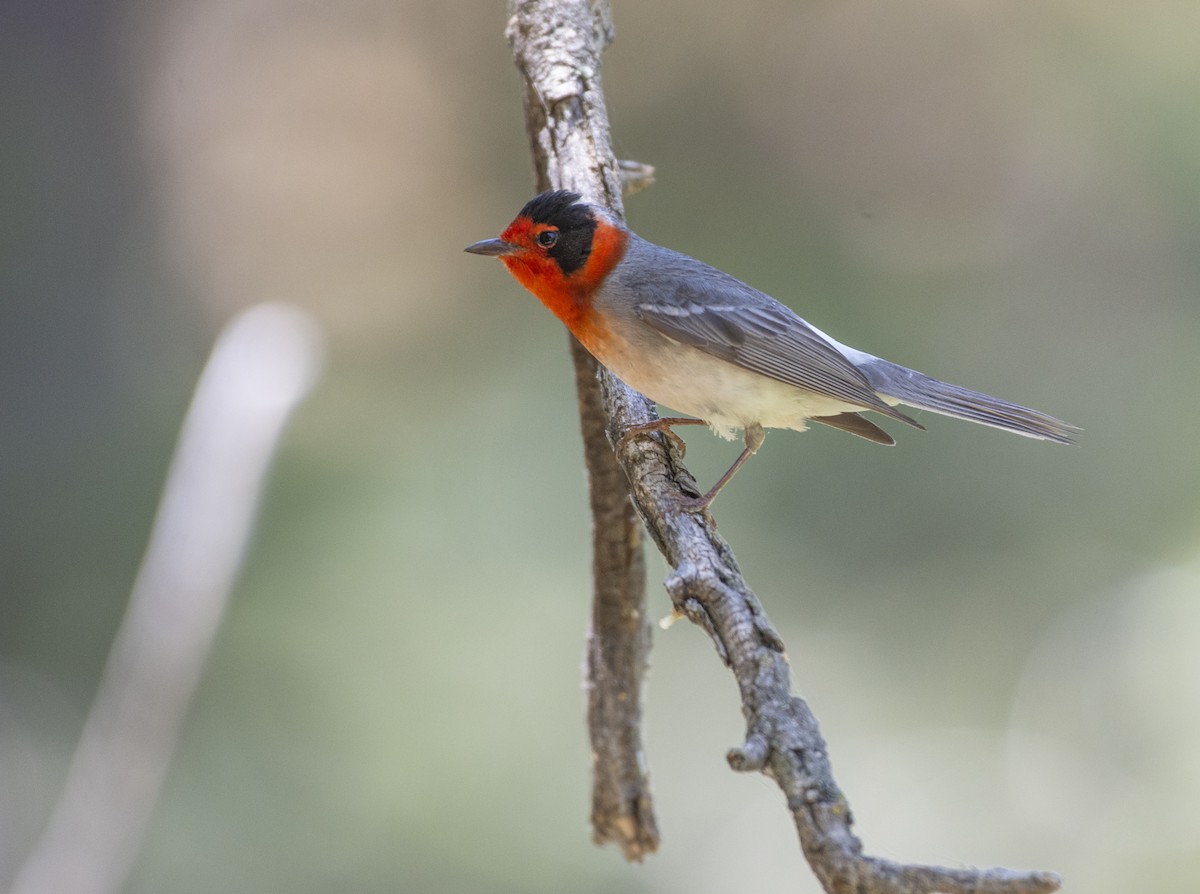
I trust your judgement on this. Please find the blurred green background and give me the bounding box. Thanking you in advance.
[4,1,1199,891]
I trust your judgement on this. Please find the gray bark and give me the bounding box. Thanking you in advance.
[505,3,1061,892]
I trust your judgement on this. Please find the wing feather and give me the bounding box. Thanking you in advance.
[626,271,919,427]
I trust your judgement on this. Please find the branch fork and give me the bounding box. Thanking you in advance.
[506,2,1061,891]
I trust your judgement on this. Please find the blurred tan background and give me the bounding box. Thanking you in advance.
[4,1,1199,891]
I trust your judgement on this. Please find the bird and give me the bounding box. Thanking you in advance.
[466,189,1075,509]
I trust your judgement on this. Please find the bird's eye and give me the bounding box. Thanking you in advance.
[537,230,558,248]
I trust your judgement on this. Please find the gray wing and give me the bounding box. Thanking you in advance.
[618,246,920,427]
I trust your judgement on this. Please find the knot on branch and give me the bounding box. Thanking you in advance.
[728,732,769,771]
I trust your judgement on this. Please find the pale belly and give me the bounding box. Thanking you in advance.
[586,331,866,440]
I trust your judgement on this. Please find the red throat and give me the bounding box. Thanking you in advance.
[500,216,628,348]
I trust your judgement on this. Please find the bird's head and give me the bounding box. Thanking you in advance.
[465,191,628,309]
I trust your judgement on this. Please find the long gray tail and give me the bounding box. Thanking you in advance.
[856,356,1077,444]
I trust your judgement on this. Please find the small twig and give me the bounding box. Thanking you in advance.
[9,304,325,894]
[618,159,656,197]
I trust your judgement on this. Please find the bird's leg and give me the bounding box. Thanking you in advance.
[615,416,706,458]
[616,419,765,512]
[691,423,766,510]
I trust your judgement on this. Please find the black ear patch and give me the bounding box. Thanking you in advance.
[519,190,597,276]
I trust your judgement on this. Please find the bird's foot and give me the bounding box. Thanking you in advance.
[615,416,704,459]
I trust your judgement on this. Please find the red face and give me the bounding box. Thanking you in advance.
[464,192,627,337]
[495,214,569,288]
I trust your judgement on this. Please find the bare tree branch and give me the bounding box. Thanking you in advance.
[506,2,1061,891]
[506,0,661,861]
[9,304,325,894]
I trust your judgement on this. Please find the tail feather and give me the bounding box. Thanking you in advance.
[858,358,1077,445]
[812,411,900,445]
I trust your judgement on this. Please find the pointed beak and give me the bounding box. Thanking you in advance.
[464,238,516,257]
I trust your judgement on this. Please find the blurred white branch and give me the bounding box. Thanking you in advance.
[9,303,325,894]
